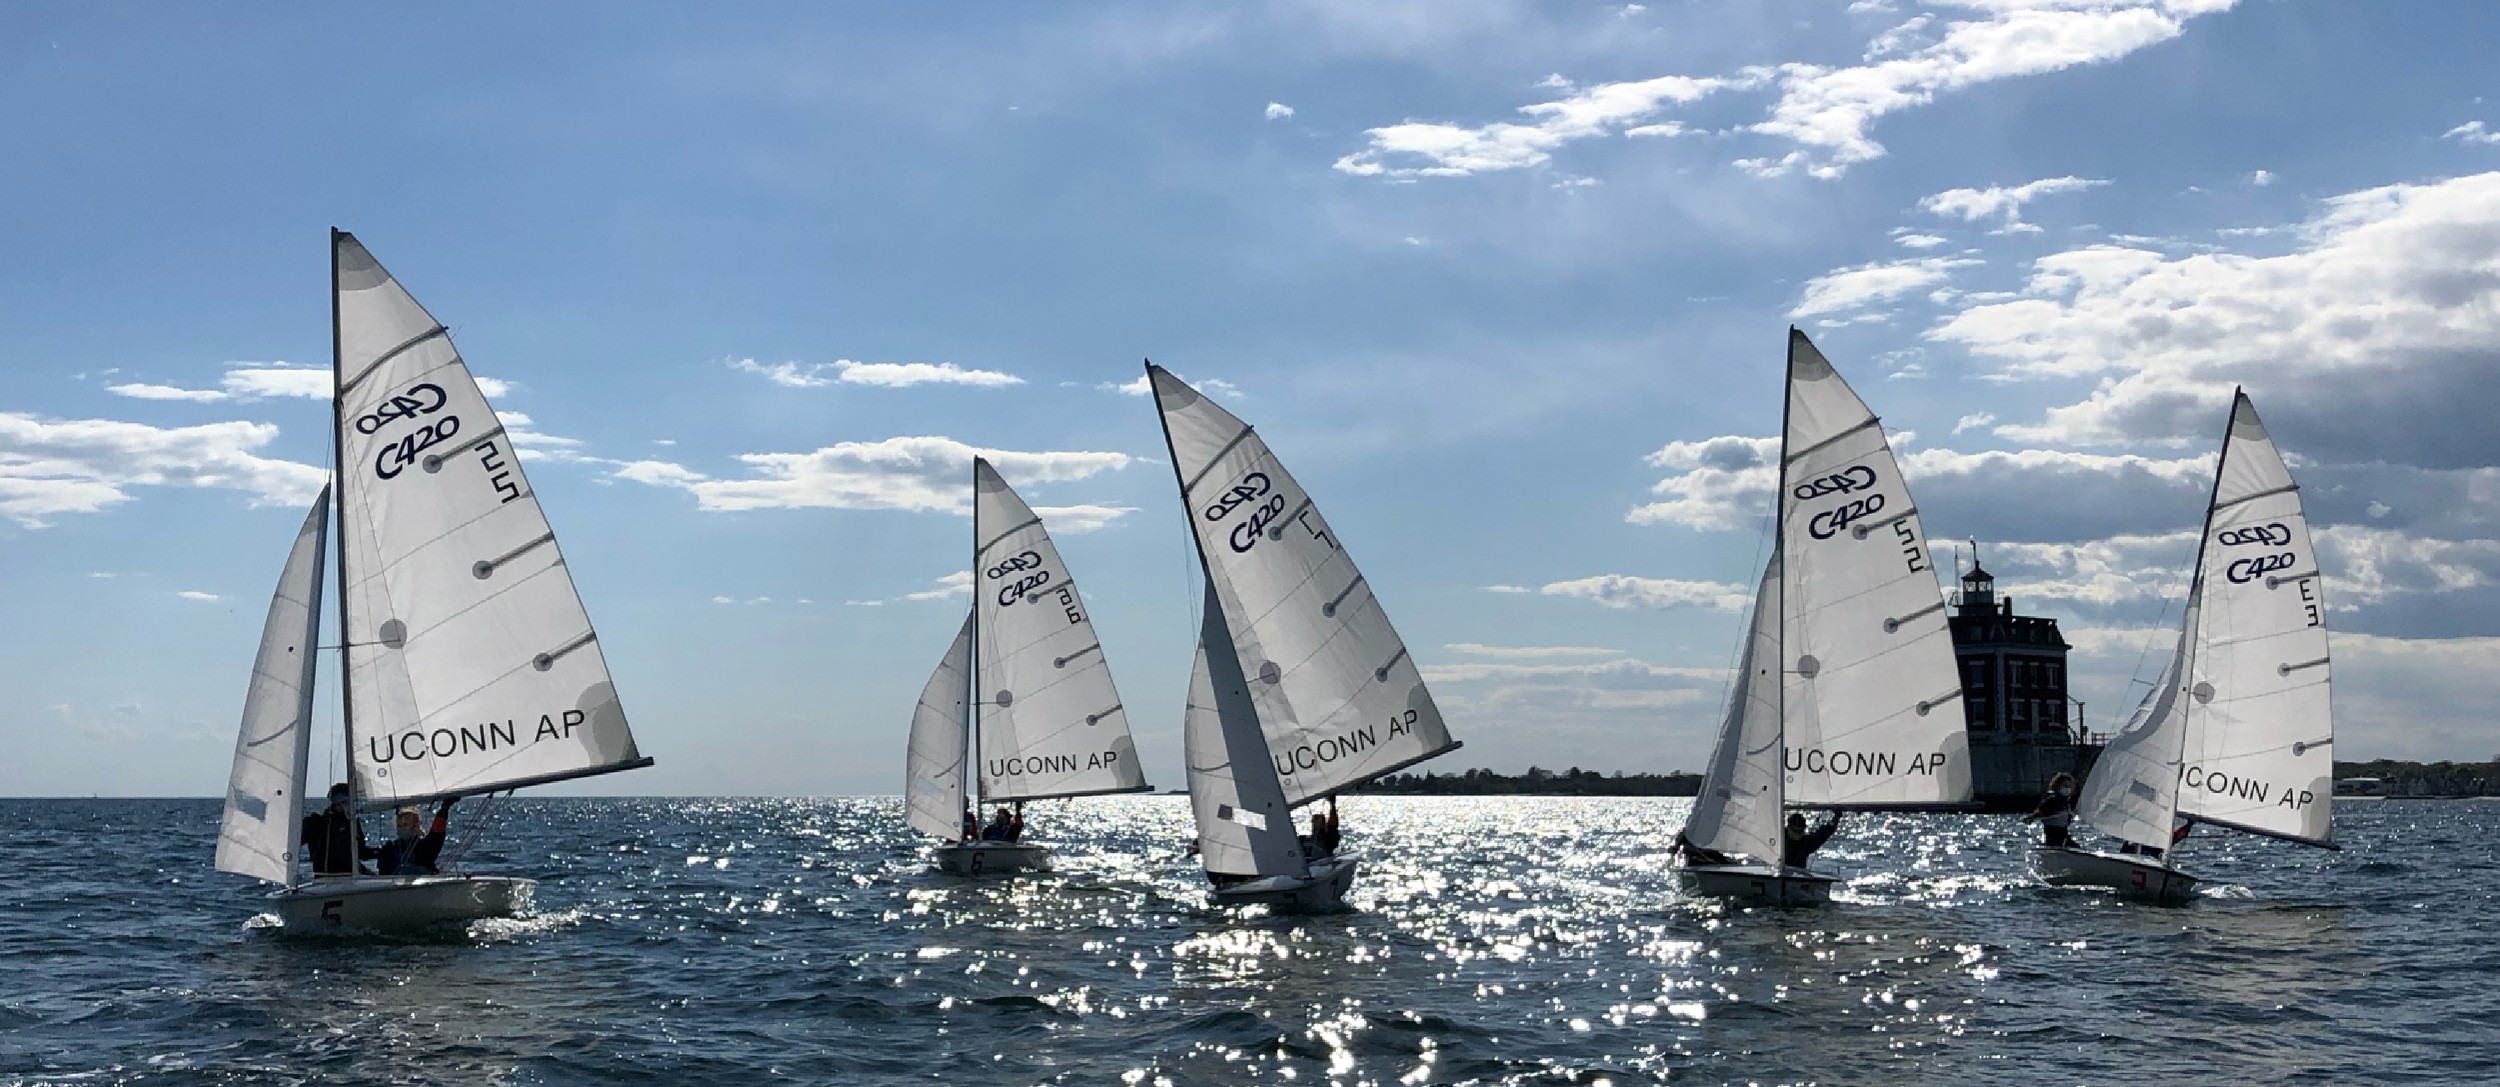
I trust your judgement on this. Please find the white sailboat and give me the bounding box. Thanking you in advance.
[215,230,654,932]
[2040,391,2335,903]
[1675,330,1972,906]
[1146,363,1460,911]
[904,458,1150,876]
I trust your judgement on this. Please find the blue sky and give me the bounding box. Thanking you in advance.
[7,1,2499,797]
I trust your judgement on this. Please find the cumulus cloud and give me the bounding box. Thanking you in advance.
[1334,73,1749,178]
[1538,574,1751,612]
[1443,643,1625,659]
[905,571,974,601]
[1264,102,1295,120]
[1932,171,2500,463]
[1952,412,1996,434]
[105,364,331,403]
[612,436,1130,516]
[1792,256,1981,318]
[1628,435,1778,531]
[728,358,1022,389]
[2444,121,2500,146]
[1918,176,2108,230]
[1101,371,1240,398]
[0,413,327,527]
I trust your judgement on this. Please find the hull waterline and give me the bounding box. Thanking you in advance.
[1677,863,1834,907]
[2031,846,2200,904]
[933,841,1053,876]
[273,875,533,932]
[1209,853,1358,912]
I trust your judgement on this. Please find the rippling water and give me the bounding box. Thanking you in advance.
[2,797,2494,1085]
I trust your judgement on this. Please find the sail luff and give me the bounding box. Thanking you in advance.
[215,489,331,886]
[1680,553,1786,866]
[970,458,1149,802]
[331,231,648,803]
[1776,330,1971,807]
[1145,364,1457,805]
[1184,581,1308,878]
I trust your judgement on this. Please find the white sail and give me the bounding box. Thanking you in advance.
[1681,554,1786,866]
[1147,365,1457,806]
[906,612,975,840]
[2075,597,2199,853]
[332,231,648,804]
[215,489,330,886]
[2176,393,2334,845]
[971,459,1148,801]
[1778,331,1971,807]
[1184,584,1307,879]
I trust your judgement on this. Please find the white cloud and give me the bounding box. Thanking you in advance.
[1484,584,1530,594]
[1918,176,2108,228]
[105,383,227,402]
[1444,643,1625,659]
[2312,524,2500,605]
[472,376,516,399]
[1032,504,1135,533]
[176,590,219,602]
[104,363,332,403]
[1792,256,1980,317]
[1264,102,1295,120]
[904,571,974,601]
[1628,435,1779,531]
[1419,656,1719,685]
[1538,574,1751,612]
[1932,171,2500,453]
[1334,73,1752,178]
[613,436,1129,514]
[1101,371,1240,398]
[1894,233,1948,249]
[728,358,1022,389]
[2444,121,2500,146]
[0,414,327,527]
[1952,412,1996,434]
[2248,169,2276,186]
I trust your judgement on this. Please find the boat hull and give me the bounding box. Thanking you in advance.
[1210,853,1358,912]
[2031,846,2199,904]
[933,841,1053,876]
[273,875,534,932]
[1676,863,1834,907]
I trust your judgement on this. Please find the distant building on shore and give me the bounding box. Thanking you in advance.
[1948,553,2102,812]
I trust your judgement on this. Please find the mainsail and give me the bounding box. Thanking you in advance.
[1778,331,1971,808]
[1681,554,1786,866]
[905,614,975,840]
[971,459,1148,801]
[1183,584,1308,879]
[215,489,330,886]
[1147,364,1457,806]
[2175,393,2334,846]
[332,231,649,805]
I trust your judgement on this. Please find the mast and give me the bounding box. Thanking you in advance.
[329,227,354,804]
[2167,388,2241,836]
[1773,329,1798,814]
[967,461,983,816]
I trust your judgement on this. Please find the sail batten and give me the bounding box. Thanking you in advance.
[332,231,647,804]
[971,458,1148,802]
[1148,365,1455,805]
[1777,331,1971,807]
[216,489,331,887]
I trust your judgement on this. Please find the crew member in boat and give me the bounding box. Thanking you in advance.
[1672,834,1736,866]
[375,799,456,876]
[2024,773,2078,848]
[301,783,375,877]
[1310,798,1342,856]
[961,809,979,842]
[1783,812,1842,869]
[979,805,1021,842]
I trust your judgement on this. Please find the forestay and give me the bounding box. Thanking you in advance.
[2076,598,2199,853]
[333,231,648,805]
[1184,584,1308,879]
[1682,555,1786,867]
[905,614,974,840]
[971,459,1147,801]
[215,489,330,887]
[1148,365,1457,806]
[2176,393,2334,845]
[1778,331,1970,807]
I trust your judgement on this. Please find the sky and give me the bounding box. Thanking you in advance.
[5,0,2499,798]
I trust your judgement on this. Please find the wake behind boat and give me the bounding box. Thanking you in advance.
[213,231,655,934]
[2038,390,2335,903]
[1148,363,1459,913]
[902,459,1150,876]
[1673,330,1972,907]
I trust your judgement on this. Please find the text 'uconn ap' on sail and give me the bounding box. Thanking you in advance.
[2182,765,2320,813]
[367,711,589,766]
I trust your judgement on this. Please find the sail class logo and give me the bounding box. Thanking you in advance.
[353,382,447,435]
[2216,523,2293,548]
[1791,465,1877,501]
[2225,552,2297,584]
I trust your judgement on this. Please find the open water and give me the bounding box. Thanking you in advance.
[2,796,2494,1086]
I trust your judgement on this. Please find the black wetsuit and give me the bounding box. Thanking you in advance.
[375,825,447,876]
[1783,815,1841,868]
[300,807,373,876]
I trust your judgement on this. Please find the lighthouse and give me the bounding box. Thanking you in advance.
[1947,548,2103,810]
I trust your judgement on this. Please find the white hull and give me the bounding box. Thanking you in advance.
[933,841,1053,876]
[273,875,534,932]
[1677,863,1834,907]
[1209,853,1358,912]
[2031,846,2199,904]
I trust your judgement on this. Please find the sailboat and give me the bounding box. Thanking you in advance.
[214,230,654,932]
[1146,363,1460,911]
[2039,391,2334,903]
[1675,329,1973,906]
[903,459,1150,876]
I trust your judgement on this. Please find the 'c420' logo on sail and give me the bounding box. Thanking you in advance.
[375,415,462,480]
[1792,466,1876,501]
[2216,523,2292,548]
[354,383,448,435]
[1808,492,1885,541]
[1205,470,1287,554]
[2226,552,2297,584]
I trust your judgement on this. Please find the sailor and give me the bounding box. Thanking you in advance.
[300,783,374,877]
[961,809,979,842]
[375,799,455,876]
[1783,811,1842,869]
[2025,773,2079,848]
[1007,803,1027,843]
[1311,798,1342,856]
[1673,834,1736,867]
[980,805,1016,842]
